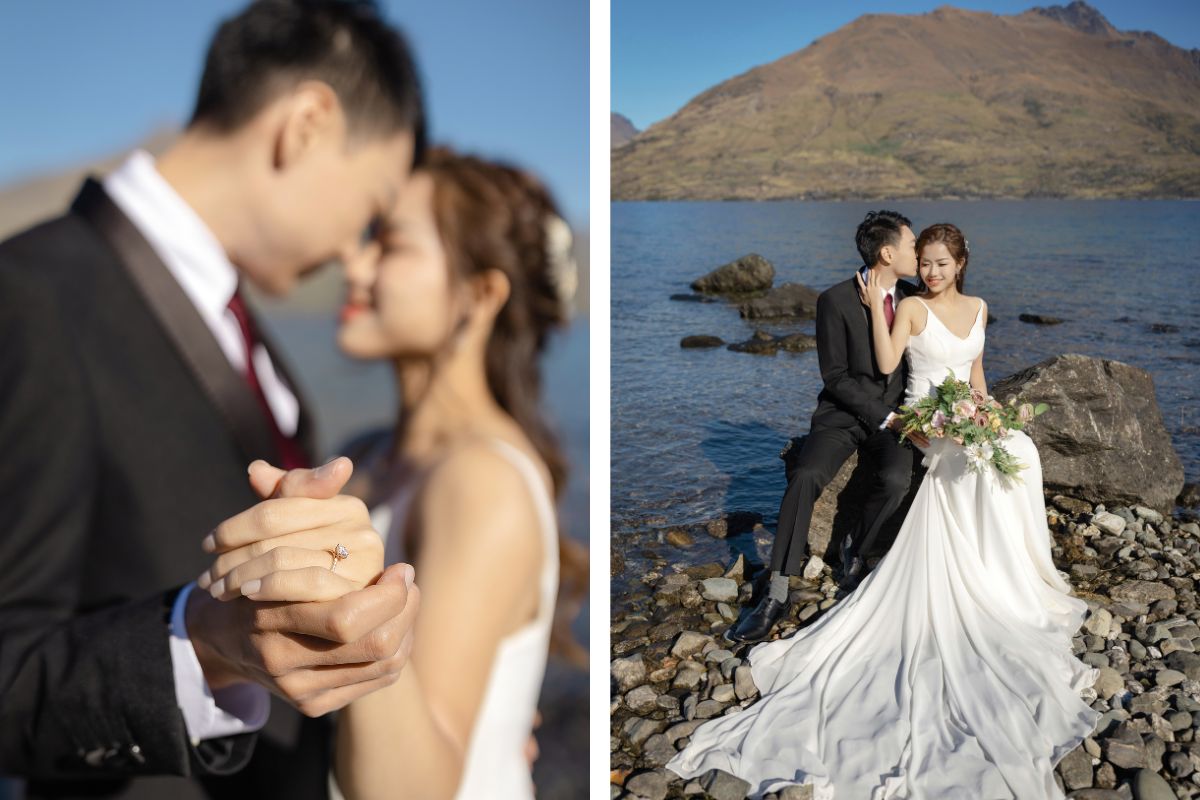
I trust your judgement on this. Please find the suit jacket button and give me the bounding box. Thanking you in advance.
[129,744,145,765]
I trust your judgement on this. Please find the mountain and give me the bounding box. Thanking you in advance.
[0,128,178,241]
[612,113,639,148]
[613,2,1200,200]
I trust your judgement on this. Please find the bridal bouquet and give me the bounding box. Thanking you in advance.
[896,371,1047,477]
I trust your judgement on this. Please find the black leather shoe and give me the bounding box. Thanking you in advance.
[839,536,864,588]
[841,555,866,589]
[725,595,789,643]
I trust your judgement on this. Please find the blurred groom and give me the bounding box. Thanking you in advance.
[0,2,425,798]
[726,210,926,644]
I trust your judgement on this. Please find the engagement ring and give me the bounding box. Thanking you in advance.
[330,543,349,572]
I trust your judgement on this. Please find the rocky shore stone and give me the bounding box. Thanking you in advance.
[613,449,1200,798]
[612,654,647,693]
[992,354,1184,513]
[701,578,739,603]
[691,253,775,295]
[698,769,752,800]
[670,631,713,659]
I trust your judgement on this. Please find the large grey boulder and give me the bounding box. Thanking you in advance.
[992,354,1183,514]
[690,253,774,295]
[739,282,820,320]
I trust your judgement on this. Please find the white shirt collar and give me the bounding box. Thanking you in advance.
[103,150,238,321]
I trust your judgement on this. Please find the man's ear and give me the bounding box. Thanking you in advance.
[273,80,342,171]
[877,243,893,267]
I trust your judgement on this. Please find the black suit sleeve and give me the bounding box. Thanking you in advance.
[0,264,253,779]
[815,289,894,429]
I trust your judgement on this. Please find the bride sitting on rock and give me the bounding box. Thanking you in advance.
[668,222,1099,799]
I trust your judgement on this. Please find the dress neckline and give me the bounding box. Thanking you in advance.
[913,296,983,342]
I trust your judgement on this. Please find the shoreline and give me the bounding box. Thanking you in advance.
[612,498,1200,799]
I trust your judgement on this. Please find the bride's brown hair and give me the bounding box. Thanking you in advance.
[421,146,587,665]
[915,223,969,294]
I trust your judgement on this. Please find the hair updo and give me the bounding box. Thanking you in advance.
[420,146,587,664]
[420,146,572,493]
[915,222,969,293]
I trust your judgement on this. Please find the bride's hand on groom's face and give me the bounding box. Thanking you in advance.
[197,458,385,602]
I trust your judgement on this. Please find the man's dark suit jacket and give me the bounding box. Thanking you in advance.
[0,180,329,799]
[810,276,919,433]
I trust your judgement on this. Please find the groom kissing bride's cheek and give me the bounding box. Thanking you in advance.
[0,2,425,798]
[668,211,1100,798]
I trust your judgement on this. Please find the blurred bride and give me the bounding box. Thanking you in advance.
[202,146,586,799]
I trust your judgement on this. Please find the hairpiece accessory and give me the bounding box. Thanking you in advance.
[544,215,578,316]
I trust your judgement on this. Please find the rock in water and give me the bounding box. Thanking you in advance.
[680,335,725,349]
[1018,313,1065,325]
[992,354,1184,514]
[739,282,820,319]
[777,332,818,353]
[727,336,779,355]
[690,253,774,295]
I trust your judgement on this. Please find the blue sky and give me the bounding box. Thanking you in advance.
[0,0,588,225]
[614,0,1200,132]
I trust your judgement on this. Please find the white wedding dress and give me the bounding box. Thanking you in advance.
[332,438,558,800]
[668,298,1100,799]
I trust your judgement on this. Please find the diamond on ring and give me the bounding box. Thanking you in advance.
[330,543,350,572]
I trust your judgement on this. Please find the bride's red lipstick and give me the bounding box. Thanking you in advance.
[340,303,368,324]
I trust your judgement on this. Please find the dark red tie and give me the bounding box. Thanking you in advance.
[883,293,895,331]
[226,291,309,470]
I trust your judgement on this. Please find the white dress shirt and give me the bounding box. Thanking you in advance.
[104,150,301,744]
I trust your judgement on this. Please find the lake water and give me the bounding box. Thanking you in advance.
[612,200,1200,545]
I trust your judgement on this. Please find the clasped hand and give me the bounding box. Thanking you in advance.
[186,457,420,718]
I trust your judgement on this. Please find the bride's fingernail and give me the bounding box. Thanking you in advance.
[313,456,342,480]
[209,578,226,598]
[241,579,262,597]
[201,532,216,553]
[403,564,415,589]
[196,571,212,590]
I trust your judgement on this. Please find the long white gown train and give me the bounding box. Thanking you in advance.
[667,298,1100,799]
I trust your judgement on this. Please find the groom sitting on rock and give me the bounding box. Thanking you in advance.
[727,210,929,644]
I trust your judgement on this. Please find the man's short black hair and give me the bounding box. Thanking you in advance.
[190,0,426,164]
[855,210,912,267]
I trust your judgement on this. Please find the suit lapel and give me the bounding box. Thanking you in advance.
[71,179,282,467]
